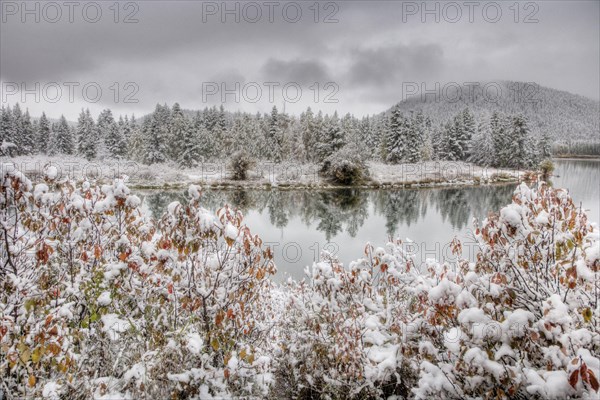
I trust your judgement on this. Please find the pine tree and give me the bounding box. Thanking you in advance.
[341,113,360,149]
[300,108,316,162]
[406,111,424,163]
[36,112,51,154]
[440,119,462,161]
[266,106,283,162]
[169,103,189,161]
[144,104,171,164]
[358,116,378,160]
[0,106,17,156]
[20,110,35,155]
[385,106,409,164]
[420,115,434,161]
[193,111,213,161]
[460,108,476,160]
[507,115,533,168]
[178,123,202,168]
[99,109,126,159]
[468,120,495,166]
[491,112,508,167]
[126,116,146,162]
[53,115,74,155]
[11,104,25,155]
[119,116,132,146]
[537,131,552,160]
[77,109,98,160]
[316,111,345,162]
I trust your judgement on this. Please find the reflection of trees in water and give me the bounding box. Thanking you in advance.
[432,189,470,230]
[295,190,369,240]
[430,185,515,230]
[372,190,422,237]
[140,184,516,239]
[143,191,186,218]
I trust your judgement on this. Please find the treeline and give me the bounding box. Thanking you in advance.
[552,141,600,157]
[1,102,554,168]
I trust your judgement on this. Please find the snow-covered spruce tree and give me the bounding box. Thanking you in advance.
[503,114,535,169]
[315,111,345,163]
[77,109,98,160]
[358,116,379,161]
[468,119,496,166]
[177,125,203,168]
[9,104,24,155]
[125,115,147,163]
[20,110,36,156]
[440,120,461,161]
[341,113,361,150]
[491,111,509,167]
[300,108,317,162]
[144,104,171,165]
[406,111,425,163]
[385,106,409,164]
[52,115,75,155]
[265,106,284,162]
[0,106,17,156]
[537,130,553,161]
[193,111,214,161]
[460,108,476,160]
[99,109,126,159]
[170,103,201,167]
[36,112,51,155]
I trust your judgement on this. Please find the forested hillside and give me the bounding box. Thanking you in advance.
[389,81,599,144]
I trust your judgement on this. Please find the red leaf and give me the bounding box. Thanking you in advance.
[569,369,579,389]
[588,370,599,392]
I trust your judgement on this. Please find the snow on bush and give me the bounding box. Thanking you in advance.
[1,167,598,399]
[0,166,277,399]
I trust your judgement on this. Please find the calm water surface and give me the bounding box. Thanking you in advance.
[139,159,600,281]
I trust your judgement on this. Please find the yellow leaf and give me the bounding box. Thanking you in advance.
[583,308,593,323]
[31,347,43,363]
[28,374,36,387]
[210,338,220,351]
[18,344,31,363]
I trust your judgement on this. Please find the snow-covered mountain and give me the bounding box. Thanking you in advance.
[385,81,599,142]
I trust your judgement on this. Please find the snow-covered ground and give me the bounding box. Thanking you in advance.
[2,155,529,189]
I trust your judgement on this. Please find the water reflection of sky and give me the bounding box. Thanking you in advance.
[139,160,599,281]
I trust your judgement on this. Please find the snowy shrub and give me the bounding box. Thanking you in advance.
[321,145,369,185]
[0,166,277,399]
[1,164,598,399]
[275,183,599,399]
[275,245,422,398]
[228,150,255,181]
[411,183,599,399]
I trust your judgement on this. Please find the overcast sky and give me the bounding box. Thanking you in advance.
[1,0,598,120]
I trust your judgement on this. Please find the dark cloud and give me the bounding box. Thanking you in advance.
[261,58,332,86]
[0,0,597,119]
[346,43,444,87]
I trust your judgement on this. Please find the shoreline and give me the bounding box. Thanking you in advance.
[129,174,525,191]
[552,155,600,160]
[3,156,533,191]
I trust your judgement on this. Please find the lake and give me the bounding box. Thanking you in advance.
[139,159,600,281]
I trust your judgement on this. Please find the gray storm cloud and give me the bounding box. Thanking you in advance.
[0,0,598,119]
